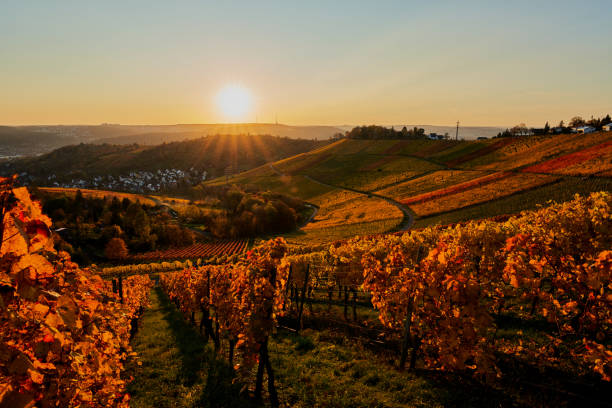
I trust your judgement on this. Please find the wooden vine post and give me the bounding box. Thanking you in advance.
[399,246,423,370]
[306,285,314,313]
[398,296,415,370]
[200,302,219,349]
[118,275,124,303]
[351,288,358,321]
[343,286,349,320]
[254,266,280,408]
[282,264,292,312]
[296,263,310,332]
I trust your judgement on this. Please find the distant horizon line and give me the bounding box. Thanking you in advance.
[3,122,515,129]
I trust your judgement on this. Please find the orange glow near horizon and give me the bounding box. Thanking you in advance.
[1,3,611,127]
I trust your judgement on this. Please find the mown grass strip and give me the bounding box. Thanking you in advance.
[126,287,257,408]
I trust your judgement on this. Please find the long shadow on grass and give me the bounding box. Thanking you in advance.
[156,287,260,408]
[156,286,207,387]
[277,327,612,408]
[274,330,517,407]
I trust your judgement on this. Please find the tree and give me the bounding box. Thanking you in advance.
[105,237,128,261]
[559,120,564,128]
[587,116,601,129]
[102,225,123,240]
[74,189,85,214]
[602,114,611,126]
[510,123,529,136]
[544,121,550,133]
[569,116,585,128]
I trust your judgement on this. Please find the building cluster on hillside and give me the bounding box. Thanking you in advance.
[21,168,207,193]
[495,114,612,139]
[427,132,449,140]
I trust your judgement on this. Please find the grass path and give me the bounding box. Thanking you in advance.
[125,287,257,408]
[125,289,506,407]
[123,287,607,407]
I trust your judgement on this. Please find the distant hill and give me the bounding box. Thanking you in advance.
[0,126,74,157]
[1,123,499,157]
[1,134,330,184]
[12,123,341,145]
[89,124,344,145]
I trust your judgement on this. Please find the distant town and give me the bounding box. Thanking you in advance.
[23,168,207,193]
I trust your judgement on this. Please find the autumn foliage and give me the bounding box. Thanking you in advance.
[0,178,152,407]
[154,191,610,395]
[282,191,611,380]
[521,140,612,174]
[160,238,288,402]
[105,237,129,261]
[400,171,512,205]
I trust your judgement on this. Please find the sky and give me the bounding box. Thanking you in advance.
[1,0,611,127]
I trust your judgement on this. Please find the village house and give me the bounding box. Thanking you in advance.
[574,126,596,134]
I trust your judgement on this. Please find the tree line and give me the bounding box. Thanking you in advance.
[34,189,195,264]
[342,125,431,140]
[188,185,307,238]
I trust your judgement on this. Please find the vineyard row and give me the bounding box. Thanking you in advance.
[159,191,611,405]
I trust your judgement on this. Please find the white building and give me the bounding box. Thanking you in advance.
[575,126,596,134]
[603,124,612,132]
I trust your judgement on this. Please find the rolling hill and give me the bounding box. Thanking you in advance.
[89,123,344,144]
[0,134,330,185]
[15,123,342,143]
[0,123,343,157]
[0,126,74,157]
[206,132,612,246]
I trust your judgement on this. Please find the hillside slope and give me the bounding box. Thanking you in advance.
[207,132,612,246]
[0,123,342,157]
[1,134,330,184]
[0,126,74,156]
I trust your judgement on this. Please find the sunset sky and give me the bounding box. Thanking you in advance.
[1,1,611,127]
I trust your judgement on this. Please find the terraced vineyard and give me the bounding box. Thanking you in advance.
[408,173,559,216]
[470,131,612,170]
[131,240,249,261]
[521,139,612,175]
[206,131,612,246]
[400,171,513,205]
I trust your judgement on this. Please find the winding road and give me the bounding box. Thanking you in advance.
[268,164,414,231]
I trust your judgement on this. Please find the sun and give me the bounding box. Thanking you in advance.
[215,84,252,121]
